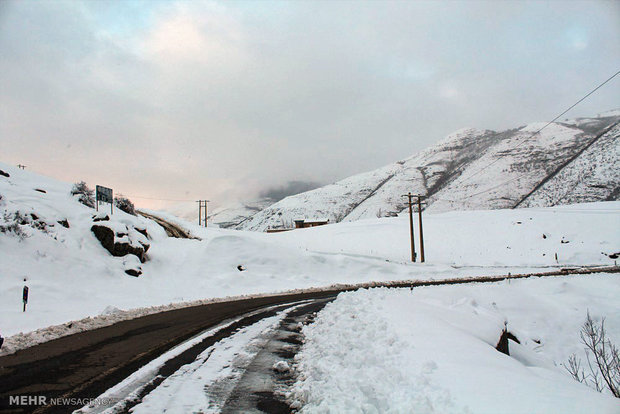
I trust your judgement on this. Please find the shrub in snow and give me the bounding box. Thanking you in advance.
[71,181,95,208]
[114,195,136,216]
[0,212,26,238]
[0,211,52,237]
[566,312,619,398]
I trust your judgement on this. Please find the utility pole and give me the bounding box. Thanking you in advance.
[402,193,416,262]
[196,200,209,227]
[416,195,426,263]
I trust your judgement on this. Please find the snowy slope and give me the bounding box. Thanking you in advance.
[1,161,618,352]
[521,123,620,207]
[239,128,503,231]
[158,198,273,229]
[240,112,619,231]
[205,198,274,228]
[427,122,592,211]
[291,276,620,413]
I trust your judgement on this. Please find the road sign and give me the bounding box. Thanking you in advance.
[96,185,113,214]
[96,185,113,203]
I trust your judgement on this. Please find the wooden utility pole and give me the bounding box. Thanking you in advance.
[198,201,201,225]
[196,200,209,227]
[416,195,426,263]
[402,193,416,262]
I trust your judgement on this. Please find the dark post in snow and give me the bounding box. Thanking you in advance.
[402,193,416,262]
[22,285,29,312]
[417,195,426,263]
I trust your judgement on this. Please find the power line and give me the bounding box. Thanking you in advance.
[434,69,620,203]
[121,194,196,202]
[453,69,620,187]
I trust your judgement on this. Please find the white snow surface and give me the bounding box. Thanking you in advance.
[291,275,620,413]
[522,124,620,207]
[162,197,274,229]
[79,303,302,414]
[239,113,619,231]
[129,313,283,414]
[0,161,619,355]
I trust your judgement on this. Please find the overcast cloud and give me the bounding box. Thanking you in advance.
[1,0,618,209]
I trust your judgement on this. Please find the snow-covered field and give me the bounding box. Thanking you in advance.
[1,161,619,411]
[0,160,618,353]
[290,275,620,413]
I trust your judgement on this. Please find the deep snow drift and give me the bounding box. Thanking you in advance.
[0,161,618,354]
[290,275,620,413]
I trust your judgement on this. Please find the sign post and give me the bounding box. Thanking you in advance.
[96,185,114,215]
[22,285,29,312]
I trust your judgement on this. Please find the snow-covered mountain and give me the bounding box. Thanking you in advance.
[205,199,274,228]
[160,198,273,228]
[2,158,619,351]
[239,112,619,231]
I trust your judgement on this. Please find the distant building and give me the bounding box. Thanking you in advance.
[294,218,329,229]
[265,218,330,233]
[266,228,292,233]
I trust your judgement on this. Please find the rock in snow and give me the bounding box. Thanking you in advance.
[91,223,150,264]
[273,360,291,373]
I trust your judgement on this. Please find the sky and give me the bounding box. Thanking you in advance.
[1,0,618,210]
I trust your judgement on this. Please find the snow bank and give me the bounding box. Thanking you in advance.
[290,274,620,413]
[1,160,618,355]
[270,201,620,267]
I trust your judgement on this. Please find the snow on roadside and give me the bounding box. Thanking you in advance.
[1,161,619,355]
[0,292,273,357]
[290,274,620,413]
[76,302,306,414]
[128,305,299,414]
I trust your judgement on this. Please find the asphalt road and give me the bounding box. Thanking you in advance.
[0,291,339,414]
[0,266,616,413]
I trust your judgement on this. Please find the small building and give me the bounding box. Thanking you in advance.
[266,228,293,233]
[294,218,330,229]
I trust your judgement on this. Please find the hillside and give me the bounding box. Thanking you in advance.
[1,160,618,346]
[239,112,619,231]
[162,198,273,228]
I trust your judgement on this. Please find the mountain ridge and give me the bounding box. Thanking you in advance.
[237,111,619,231]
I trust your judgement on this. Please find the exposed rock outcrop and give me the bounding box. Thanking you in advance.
[91,223,150,264]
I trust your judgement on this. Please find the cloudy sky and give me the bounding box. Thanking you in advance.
[1,0,618,209]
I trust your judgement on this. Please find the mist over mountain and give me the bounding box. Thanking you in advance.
[260,181,322,202]
[237,110,619,231]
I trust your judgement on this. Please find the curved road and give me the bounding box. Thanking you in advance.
[0,291,338,414]
[0,267,617,413]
